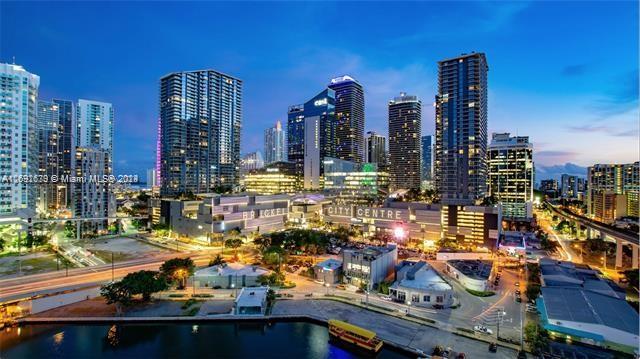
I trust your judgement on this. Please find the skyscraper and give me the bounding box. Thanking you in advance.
[365,131,386,166]
[75,99,115,227]
[37,100,64,211]
[159,70,242,195]
[286,88,336,188]
[0,63,39,215]
[435,52,488,205]
[264,120,286,165]
[421,135,434,185]
[146,168,158,188]
[388,93,422,191]
[241,151,265,173]
[53,99,76,208]
[328,76,365,163]
[487,133,534,220]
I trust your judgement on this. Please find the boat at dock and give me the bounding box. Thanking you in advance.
[327,319,383,353]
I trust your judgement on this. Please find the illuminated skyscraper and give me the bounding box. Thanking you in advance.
[328,75,365,163]
[435,52,488,205]
[365,131,387,167]
[159,70,242,195]
[0,63,39,215]
[388,93,422,191]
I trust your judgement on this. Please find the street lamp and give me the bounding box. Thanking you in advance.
[406,300,411,316]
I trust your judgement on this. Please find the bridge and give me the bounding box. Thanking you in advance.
[545,202,639,269]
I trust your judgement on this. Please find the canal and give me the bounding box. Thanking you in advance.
[0,321,411,358]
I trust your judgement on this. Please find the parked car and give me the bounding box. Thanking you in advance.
[515,289,521,295]
[378,295,392,301]
[488,343,498,353]
[336,284,346,290]
[433,304,445,309]
[515,296,522,303]
[514,282,520,287]
[473,325,494,335]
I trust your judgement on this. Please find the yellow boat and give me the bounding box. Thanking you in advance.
[328,319,383,353]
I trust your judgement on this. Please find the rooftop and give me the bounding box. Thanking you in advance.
[447,260,493,280]
[195,263,269,277]
[316,258,342,271]
[344,244,397,260]
[540,286,639,335]
[235,286,269,308]
[392,261,452,292]
[539,258,625,299]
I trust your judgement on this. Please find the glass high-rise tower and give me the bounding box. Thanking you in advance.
[365,131,386,167]
[159,70,243,195]
[435,52,488,205]
[388,93,422,191]
[328,75,364,163]
[421,135,433,184]
[264,120,286,165]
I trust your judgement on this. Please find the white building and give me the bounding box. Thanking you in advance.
[76,99,113,152]
[342,244,397,290]
[389,261,454,308]
[195,263,269,289]
[0,63,40,215]
[146,168,158,188]
[444,260,494,292]
[234,286,269,315]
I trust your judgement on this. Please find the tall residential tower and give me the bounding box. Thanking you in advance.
[159,70,243,195]
[328,76,365,163]
[388,93,422,191]
[435,52,488,205]
[0,63,39,215]
[365,131,387,167]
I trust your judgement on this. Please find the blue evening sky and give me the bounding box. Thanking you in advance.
[1,1,638,180]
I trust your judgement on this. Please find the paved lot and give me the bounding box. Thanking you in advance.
[273,299,518,358]
[80,236,168,257]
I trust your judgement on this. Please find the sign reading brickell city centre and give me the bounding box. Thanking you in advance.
[324,205,407,221]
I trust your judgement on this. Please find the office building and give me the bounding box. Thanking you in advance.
[75,100,114,228]
[435,53,489,205]
[287,88,336,189]
[388,93,422,191]
[365,131,386,167]
[328,75,365,163]
[540,179,559,198]
[441,205,501,250]
[342,244,397,290]
[146,168,158,188]
[0,63,39,215]
[36,100,65,211]
[587,162,639,222]
[488,133,534,220]
[243,162,301,195]
[390,261,455,308]
[264,120,286,165]
[421,135,434,187]
[159,70,242,196]
[241,151,264,173]
[323,157,389,204]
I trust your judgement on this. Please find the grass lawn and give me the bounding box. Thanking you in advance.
[0,252,75,276]
[90,249,134,263]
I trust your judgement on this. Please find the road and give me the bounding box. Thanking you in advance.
[0,253,212,303]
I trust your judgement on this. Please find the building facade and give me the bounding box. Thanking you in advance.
[264,120,286,165]
[243,162,301,195]
[389,261,455,308]
[388,93,422,191]
[560,174,584,200]
[75,99,114,227]
[487,133,534,220]
[587,162,639,222]
[36,100,65,212]
[540,179,559,198]
[328,76,365,163]
[421,135,433,187]
[287,88,336,189]
[146,168,158,188]
[159,70,242,195]
[365,131,386,168]
[0,63,40,215]
[440,205,501,250]
[435,53,488,205]
[342,244,397,290]
[322,157,389,204]
[53,99,76,208]
[241,151,264,173]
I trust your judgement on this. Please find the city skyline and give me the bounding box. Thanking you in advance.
[1,1,637,180]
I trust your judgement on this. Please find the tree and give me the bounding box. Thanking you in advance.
[524,322,548,354]
[525,284,541,301]
[159,257,195,289]
[121,270,167,301]
[25,234,49,250]
[100,281,132,316]
[0,237,5,252]
[622,269,639,288]
[208,254,226,267]
[225,237,243,257]
[137,192,150,203]
[64,220,76,239]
